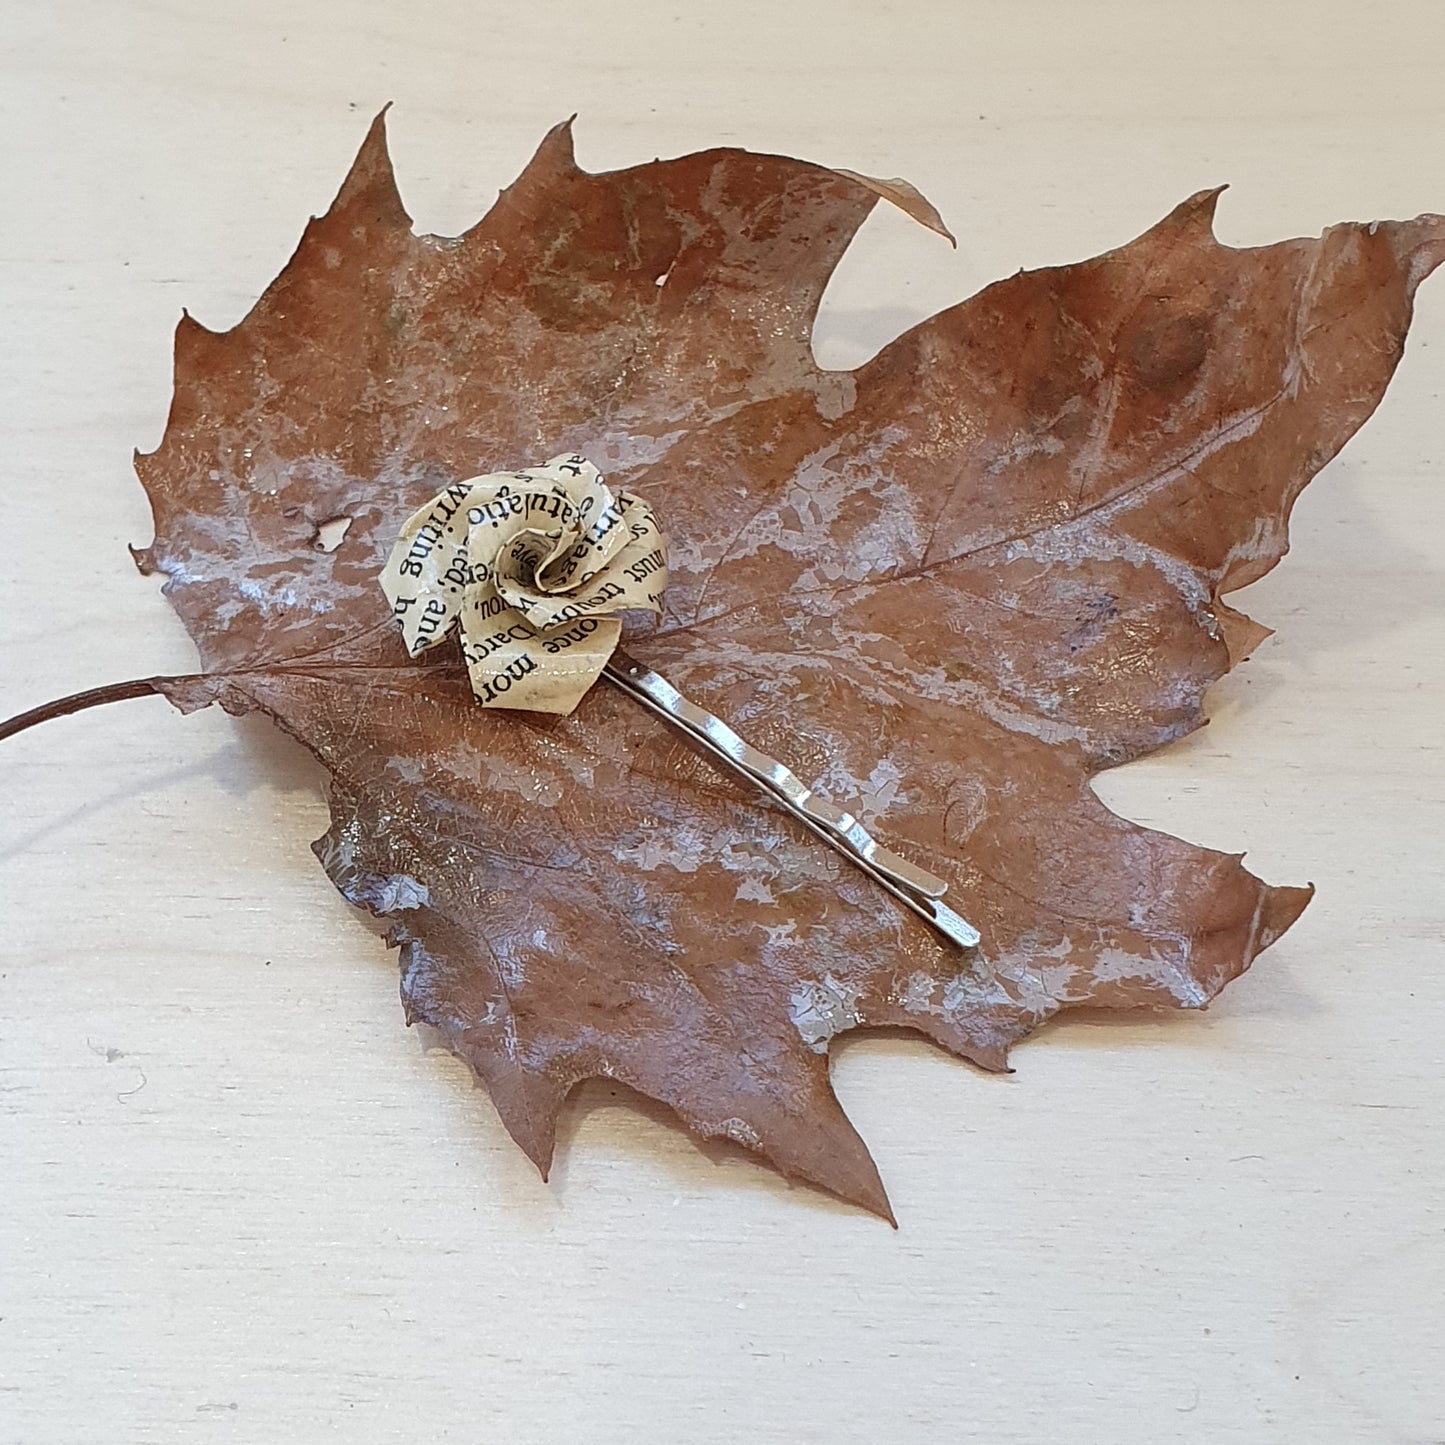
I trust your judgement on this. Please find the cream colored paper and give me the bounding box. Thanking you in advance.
[380,454,667,713]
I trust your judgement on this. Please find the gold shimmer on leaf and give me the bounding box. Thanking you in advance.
[131,112,1443,1218]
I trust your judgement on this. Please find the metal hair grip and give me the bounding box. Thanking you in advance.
[603,651,981,951]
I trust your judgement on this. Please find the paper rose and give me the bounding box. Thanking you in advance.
[380,453,668,713]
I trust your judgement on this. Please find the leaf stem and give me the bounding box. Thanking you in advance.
[0,677,199,744]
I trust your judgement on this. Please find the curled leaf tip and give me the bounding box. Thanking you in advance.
[832,166,956,244]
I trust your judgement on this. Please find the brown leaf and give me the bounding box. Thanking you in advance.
[131,114,1444,1218]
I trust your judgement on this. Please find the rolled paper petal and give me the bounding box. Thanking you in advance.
[379,454,667,713]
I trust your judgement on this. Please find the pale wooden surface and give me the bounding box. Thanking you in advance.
[3,2,1443,1441]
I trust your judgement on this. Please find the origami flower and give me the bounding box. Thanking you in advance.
[380,453,667,713]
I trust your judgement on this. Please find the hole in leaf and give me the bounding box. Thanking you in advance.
[314,515,353,553]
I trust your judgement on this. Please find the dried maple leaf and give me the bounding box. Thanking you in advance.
[33,114,1445,1218]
